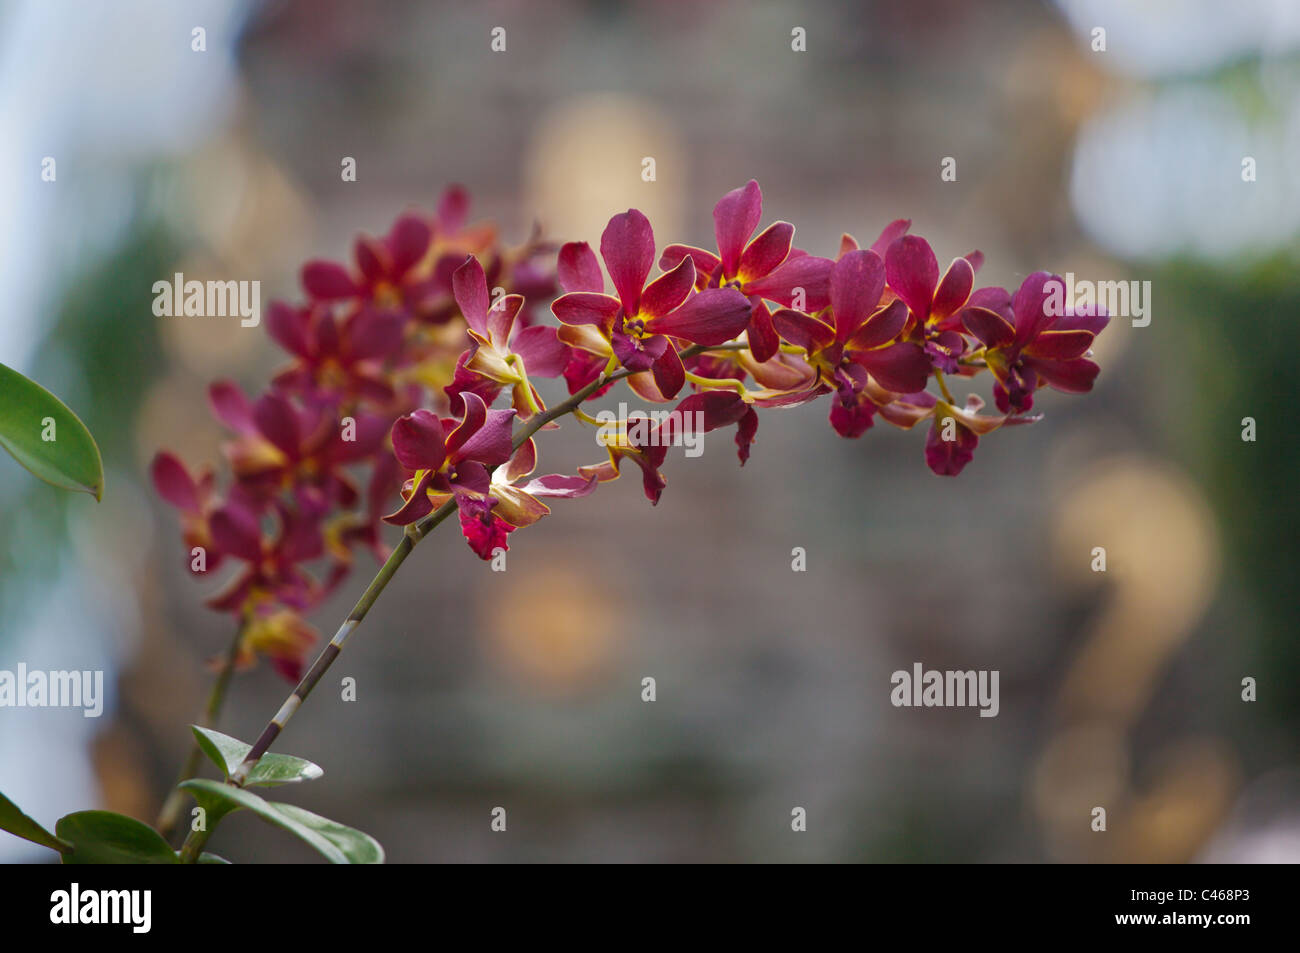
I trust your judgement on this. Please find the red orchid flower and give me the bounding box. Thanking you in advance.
[961,271,1109,414]
[266,300,405,406]
[871,389,1026,476]
[550,209,752,400]
[838,217,915,260]
[448,255,568,418]
[383,394,594,557]
[206,500,326,614]
[457,437,597,558]
[301,212,433,314]
[579,389,760,504]
[772,249,932,437]
[150,452,224,574]
[885,234,986,374]
[325,450,403,578]
[209,382,388,515]
[659,180,835,362]
[227,604,318,683]
[411,186,544,326]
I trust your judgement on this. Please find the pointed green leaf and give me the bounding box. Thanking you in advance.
[179,779,383,864]
[191,725,323,786]
[55,811,178,864]
[0,790,71,854]
[0,362,104,500]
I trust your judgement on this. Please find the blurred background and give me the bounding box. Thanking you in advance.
[1,0,1297,863]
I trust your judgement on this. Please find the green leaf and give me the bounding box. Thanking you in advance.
[55,811,178,864]
[179,780,384,864]
[191,725,323,786]
[0,362,104,500]
[0,790,71,854]
[174,849,232,864]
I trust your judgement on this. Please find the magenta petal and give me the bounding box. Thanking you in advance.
[932,257,974,320]
[511,325,569,378]
[267,302,312,358]
[313,313,340,357]
[452,255,490,334]
[437,185,469,232]
[301,260,360,301]
[1055,307,1110,336]
[660,244,721,288]
[210,503,264,561]
[252,392,302,457]
[868,218,911,258]
[445,393,486,457]
[856,342,931,394]
[382,471,436,526]
[742,254,834,311]
[771,308,835,354]
[486,294,523,348]
[746,298,780,364]
[651,345,686,399]
[151,452,200,513]
[639,256,696,319]
[391,409,447,471]
[672,390,749,432]
[847,299,908,351]
[967,286,1014,322]
[829,390,876,439]
[611,329,666,372]
[925,414,978,476]
[735,406,758,464]
[457,504,513,560]
[885,235,939,322]
[600,209,655,315]
[452,400,516,467]
[646,287,752,345]
[388,214,432,275]
[1012,271,1057,345]
[331,413,388,462]
[712,179,763,277]
[961,306,1016,348]
[830,250,887,340]
[1025,329,1094,360]
[1025,356,1100,394]
[354,237,386,285]
[551,292,621,331]
[557,241,605,294]
[445,352,504,416]
[278,507,324,563]
[452,461,492,495]
[345,309,405,361]
[739,221,794,281]
[209,380,256,435]
[564,349,610,397]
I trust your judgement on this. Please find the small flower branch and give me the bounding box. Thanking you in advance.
[174,344,715,861]
[152,181,1109,864]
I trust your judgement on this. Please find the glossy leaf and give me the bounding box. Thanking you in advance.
[55,811,178,864]
[0,790,71,854]
[179,779,384,864]
[191,725,323,786]
[0,362,104,500]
